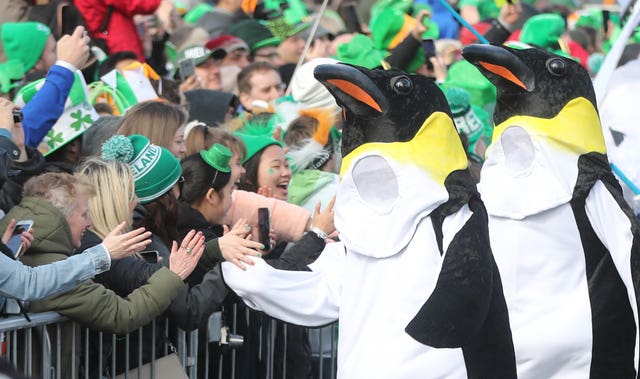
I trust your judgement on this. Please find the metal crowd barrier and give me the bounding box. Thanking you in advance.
[0,306,338,379]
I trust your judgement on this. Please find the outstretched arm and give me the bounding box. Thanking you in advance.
[221,242,346,327]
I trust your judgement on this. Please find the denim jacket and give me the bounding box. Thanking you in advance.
[0,243,110,311]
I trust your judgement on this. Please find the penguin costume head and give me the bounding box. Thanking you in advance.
[462,44,597,125]
[462,44,608,218]
[313,63,453,158]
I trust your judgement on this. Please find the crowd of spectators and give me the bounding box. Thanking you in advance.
[0,0,638,377]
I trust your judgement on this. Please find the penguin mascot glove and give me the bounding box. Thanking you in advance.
[222,63,517,378]
[463,44,640,379]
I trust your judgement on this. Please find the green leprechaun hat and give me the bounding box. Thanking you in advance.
[14,71,99,156]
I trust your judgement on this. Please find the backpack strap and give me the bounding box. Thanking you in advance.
[99,6,114,36]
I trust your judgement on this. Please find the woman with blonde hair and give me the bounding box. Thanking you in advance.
[116,100,188,158]
[76,156,238,377]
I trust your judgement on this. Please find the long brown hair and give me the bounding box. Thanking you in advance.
[117,101,187,150]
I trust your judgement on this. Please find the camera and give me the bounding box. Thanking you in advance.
[12,109,22,124]
[207,311,244,349]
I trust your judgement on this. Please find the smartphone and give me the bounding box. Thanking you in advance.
[60,4,78,37]
[258,207,270,251]
[422,38,436,58]
[136,250,160,263]
[178,58,196,82]
[6,220,33,259]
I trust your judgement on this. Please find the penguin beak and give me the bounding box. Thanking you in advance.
[314,64,389,117]
[462,44,536,92]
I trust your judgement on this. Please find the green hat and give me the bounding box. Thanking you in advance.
[334,34,386,69]
[520,14,566,50]
[200,143,232,172]
[370,0,413,22]
[229,20,281,52]
[442,60,496,110]
[183,3,213,24]
[370,8,417,51]
[263,0,309,25]
[14,71,99,156]
[177,45,225,66]
[1,22,51,73]
[0,60,25,94]
[444,87,493,157]
[101,134,182,204]
[264,18,311,40]
[235,132,283,164]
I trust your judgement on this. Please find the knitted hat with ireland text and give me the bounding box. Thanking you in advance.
[101,134,182,204]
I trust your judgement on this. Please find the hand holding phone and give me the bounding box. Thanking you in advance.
[179,58,196,82]
[258,208,271,251]
[5,219,34,259]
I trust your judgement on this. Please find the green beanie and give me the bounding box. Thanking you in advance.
[520,14,566,50]
[1,22,51,73]
[229,20,281,52]
[442,60,496,110]
[235,132,283,164]
[200,143,232,172]
[334,34,386,69]
[101,134,182,204]
[0,60,25,94]
[183,3,213,24]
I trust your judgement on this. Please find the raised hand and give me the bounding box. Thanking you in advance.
[102,221,152,260]
[169,230,205,280]
[57,26,91,69]
[220,218,263,270]
[310,196,337,237]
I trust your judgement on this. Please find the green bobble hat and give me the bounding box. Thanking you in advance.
[520,13,566,51]
[200,143,232,172]
[235,132,283,164]
[0,60,25,94]
[1,22,51,73]
[229,19,281,52]
[334,34,386,69]
[101,134,182,204]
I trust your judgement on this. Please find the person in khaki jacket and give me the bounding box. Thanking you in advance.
[0,171,204,378]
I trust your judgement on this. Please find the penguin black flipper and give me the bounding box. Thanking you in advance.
[406,170,517,379]
[572,152,640,378]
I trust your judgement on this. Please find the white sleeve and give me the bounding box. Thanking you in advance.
[221,242,346,327]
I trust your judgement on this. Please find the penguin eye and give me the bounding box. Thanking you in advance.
[546,58,567,77]
[390,76,413,95]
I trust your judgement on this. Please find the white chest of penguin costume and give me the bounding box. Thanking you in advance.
[479,98,640,379]
[222,114,484,378]
[335,121,471,378]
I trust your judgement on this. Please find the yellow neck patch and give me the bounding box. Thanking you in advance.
[340,112,468,186]
[492,97,606,155]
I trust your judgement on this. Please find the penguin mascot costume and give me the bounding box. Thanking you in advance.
[221,63,518,378]
[462,44,640,379]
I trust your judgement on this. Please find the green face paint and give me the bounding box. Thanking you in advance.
[268,168,275,174]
